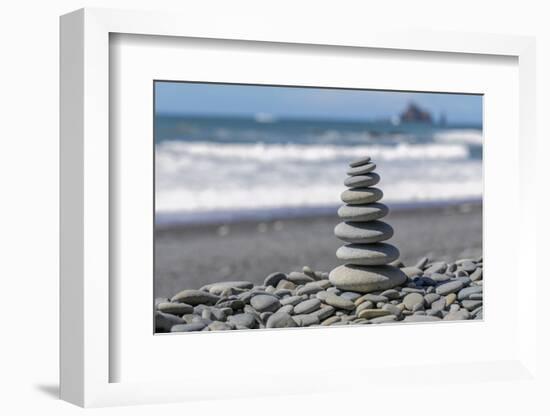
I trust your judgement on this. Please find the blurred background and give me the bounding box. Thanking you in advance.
[154,82,482,297]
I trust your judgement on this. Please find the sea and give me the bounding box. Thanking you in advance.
[155,115,482,225]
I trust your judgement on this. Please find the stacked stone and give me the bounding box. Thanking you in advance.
[329,156,407,293]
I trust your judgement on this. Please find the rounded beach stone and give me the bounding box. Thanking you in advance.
[274,289,292,297]
[294,298,321,314]
[470,268,483,281]
[266,311,298,328]
[155,297,170,308]
[208,321,232,331]
[338,203,389,222]
[403,293,424,311]
[324,293,355,310]
[446,263,458,273]
[424,262,447,275]
[457,276,472,286]
[454,270,469,278]
[402,287,423,294]
[423,293,441,307]
[339,291,362,301]
[444,290,459,305]
[216,298,245,310]
[315,279,333,289]
[260,312,273,323]
[336,243,399,265]
[316,291,330,301]
[278,304,294,315]
[334,220,393,244]
[382,303,402,316]
[340,187,383,205]
[276,280,297,290]
[380,289,400,299]
[435,280,464,296]
[157,302,193,316]
[155,311,184,332]
[209,308,226,321]
[280,295,304,306]
[459,261,477,273]
[355,300,374,313]
[414,277,436,287]
[181,314,195,324]
[263,272,287,287]
[443,310,471,321]
[349,156,371,167]
[293,314,320,327]
[321,316,341,326]
[415,257,429,269]
[461,300,482,311]
[228,313,257,328]
[171,289,220,306]
[317,271,330,280]
[287,271,314,285]
[200,281,253,295]
[426,309,443,318]
[170,322,207,332]
[411,302,424,312]
[302,265,317,278]
[250,294,281,313]
[344,172,380,188]
[356,293,388,304]
[399,267,422,279]
[369,315,397,324]
[329,264,407,293]
[316,305,336,320]
[201,309,213,321]
[243,305,260,317]
[430,273,451,283]
[347,162,376,176]
[404,315,441,322]
[296,281,325,296]
[457,286,482,301]
[357,309,391,319]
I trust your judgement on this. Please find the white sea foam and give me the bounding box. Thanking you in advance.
[434,129,483,145]
[155,141,481,215]
[156,141,470,163]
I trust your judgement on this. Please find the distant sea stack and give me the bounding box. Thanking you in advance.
[329,157,407,293]
[399,102,433,123]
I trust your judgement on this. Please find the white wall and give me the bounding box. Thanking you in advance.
[1,0,548,414]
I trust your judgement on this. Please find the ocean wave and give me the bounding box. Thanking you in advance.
[434,129,483,145]
[156,179,482,213]
[155,140,482,214]
[156,141,470,164]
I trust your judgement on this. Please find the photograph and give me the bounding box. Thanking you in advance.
[153,82,483,333]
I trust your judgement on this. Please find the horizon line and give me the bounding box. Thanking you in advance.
[154,111,483,125]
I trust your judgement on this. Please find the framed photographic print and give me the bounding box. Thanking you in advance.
[60,7,538,408]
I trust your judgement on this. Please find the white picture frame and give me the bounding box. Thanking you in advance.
[60,7,538,408]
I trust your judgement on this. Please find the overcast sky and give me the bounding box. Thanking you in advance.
[155,81,482,124]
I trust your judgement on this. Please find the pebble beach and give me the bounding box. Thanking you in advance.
[155,256,483,333]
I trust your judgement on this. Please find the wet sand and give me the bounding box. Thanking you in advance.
[154,201,482,298]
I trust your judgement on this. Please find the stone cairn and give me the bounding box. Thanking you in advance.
[329,156,408,293]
